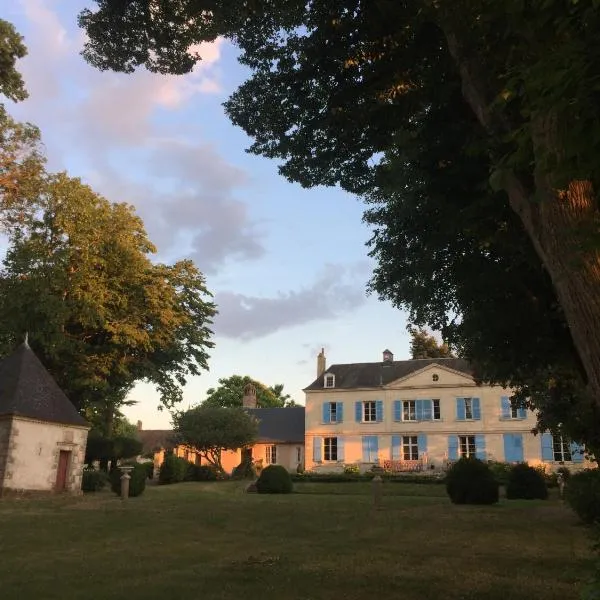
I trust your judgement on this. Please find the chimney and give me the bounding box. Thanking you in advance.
[242,383,257,408]
[382,349,394,363]
[136,420,143,431]
[317,347,326,378]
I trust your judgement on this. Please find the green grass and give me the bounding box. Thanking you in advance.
[0,481,592,600]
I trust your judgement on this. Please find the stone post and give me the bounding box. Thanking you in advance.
[371,464,384,510]
[119,466,134,500]
[557,473,565,500]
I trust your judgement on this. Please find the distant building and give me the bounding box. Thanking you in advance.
[0,342,89,496]
[303,348,591,472]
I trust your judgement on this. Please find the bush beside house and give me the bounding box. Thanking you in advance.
[506,464,548,500]
[256,465,293,494]
[446,458,499,505]
[565,469,600,525]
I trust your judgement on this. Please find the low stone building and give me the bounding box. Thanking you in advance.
[0,342,89,496]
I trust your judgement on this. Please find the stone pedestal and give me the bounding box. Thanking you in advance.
[119,466,134,500]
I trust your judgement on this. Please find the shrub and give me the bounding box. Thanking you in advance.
[141,461,154,480]
[158,454,188,484]
[565,469,600,525]
[487,461,512,486]
[446,457,499,505]
[231,457,256,480]
[256,464,293,494]
[81,468,108,493]
[109,463,147,497]
[343,464,360,475]
[185,463,218,481]
[557,466,572,482]
[506,463,548,500]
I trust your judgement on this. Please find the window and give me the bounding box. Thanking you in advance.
[457,397,480,420]
[324,437,338,461]
[433,399,441,420]
[403,436,419,461]
[324,373,335,388]
[329,402,338,422]
[363,401,377,422]
[459,435,476,458]
[265,445,277,465]
[464,398,473,420]
[296,446,302,463]
[553,437,572,462]
[432,373,439,382]
[362,436,379,462]
[403,400,416,421]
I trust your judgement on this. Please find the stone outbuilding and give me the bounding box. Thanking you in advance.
[0,342,89,496]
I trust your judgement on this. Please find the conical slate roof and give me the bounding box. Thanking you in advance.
[0,343,87,426]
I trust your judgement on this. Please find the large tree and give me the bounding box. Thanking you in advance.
[78,2,600,444]
[0,171,217,433]
[203,375,295,408]
[409,327,454,360]
[81,0,600,406]
[173,405,258,475]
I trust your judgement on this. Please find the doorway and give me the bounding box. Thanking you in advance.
[55,450,71,492]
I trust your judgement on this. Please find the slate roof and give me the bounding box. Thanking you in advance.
[0,342,88,427]
[304,358,473,390]
[246,407,305,444]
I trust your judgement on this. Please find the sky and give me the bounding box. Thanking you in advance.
[4,0,412,428]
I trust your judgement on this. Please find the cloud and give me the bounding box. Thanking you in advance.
[11,0,263,272]
[213,265,368,340]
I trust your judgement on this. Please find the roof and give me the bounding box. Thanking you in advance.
[139,430,176,454]
[305,358,473,390]
[0,343,88,427]
[246,407,305,444]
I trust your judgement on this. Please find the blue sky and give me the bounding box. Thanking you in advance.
[5,0,412,428]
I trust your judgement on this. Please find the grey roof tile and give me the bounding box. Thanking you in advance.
[246,407,305,444]
[0,343,88,427]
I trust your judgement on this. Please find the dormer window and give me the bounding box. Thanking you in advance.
[324,373,335,388]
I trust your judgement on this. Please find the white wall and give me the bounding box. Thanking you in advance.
[3,417,88,493]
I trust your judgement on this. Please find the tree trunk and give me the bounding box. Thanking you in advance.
[443,26,600,408]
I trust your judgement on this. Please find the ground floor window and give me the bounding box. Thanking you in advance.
[402,436,419,460]
[296,446,302,463]
[459,435,476,458]
[265,445,277,465]
[324,437,338,461]
[553,437,572,462]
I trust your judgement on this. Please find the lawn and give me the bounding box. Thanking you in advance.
[0,481,592,600]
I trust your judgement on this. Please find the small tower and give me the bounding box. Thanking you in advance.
[382,349,394,363]
[242,383,257,408]
[317,347,326,378]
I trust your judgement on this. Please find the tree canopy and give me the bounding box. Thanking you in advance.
[78,1,600,450]
[173,405,258,474]
[203,375,296,408]
[409,327,454,360]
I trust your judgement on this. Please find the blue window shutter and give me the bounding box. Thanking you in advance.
[313,437,322,462]
[475,435,486,459]
[570,442,584,463]
[415,400,424,421]
[391,435,401,460]
[322,402,330,424]
[448,436,459,460]
[355,401,362,423]
[362,437,370,462]
[518,407,527,419]
[337,402,344,423]
[417,434,427,457]
[456,398,465,420]
[376,400,384,422]
[541,433,554,461]
[501,396,511,419]
[422,400,433,421]
[393,400,401,421]
[503,433,514,462]
[337,437,345,462]
[513,434,524,461]
[472,398,481,420]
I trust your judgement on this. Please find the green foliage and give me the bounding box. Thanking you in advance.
[409,327,455,360]
[189,464,218,482]
[446,458,499,505]
[141,461,154,480]
[0,19,28,102]
[231,455,256,480]
[506,464,548,500]
[158,454,188,485]
[81,468,108,493]
[173,405,258,475]
[487,461,513,486]
[109,463,147,497]
[203,375,294,408]
[256,464,293,494]
[565,470,600,525]
[84,431,142,466]
[343,464,360,476]
[77,0,600,450]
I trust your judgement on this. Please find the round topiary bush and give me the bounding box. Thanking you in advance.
[565,469,600,525]
[446,457,499,505]
[506,463,548,499]
[256,464,293,494]
[82,468,109,493]
[158,453,188,484]
[110,463,147,497]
